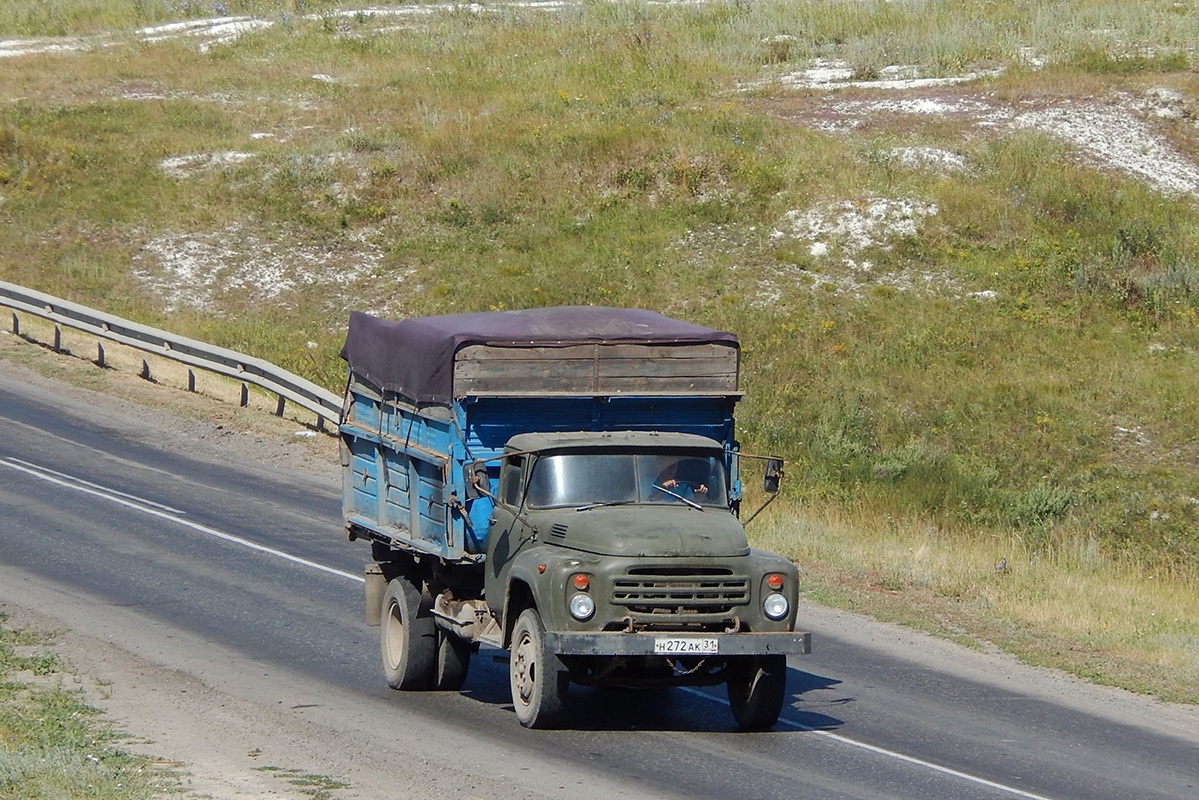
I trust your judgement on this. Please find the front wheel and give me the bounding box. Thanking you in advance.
[509,608,569,728]
[380,577,436,690]
[726,655,788,730]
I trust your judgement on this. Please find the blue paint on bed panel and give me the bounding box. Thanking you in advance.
[341,388,740,564]
[413,458,445,547]
[379,405,455,470]
[382,454,412,536]
[463,395,736,453]
[347,390,381,432]
[345,438,380,520]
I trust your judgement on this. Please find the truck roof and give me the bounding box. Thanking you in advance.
[341,307,739,405]
[505,430,724,453]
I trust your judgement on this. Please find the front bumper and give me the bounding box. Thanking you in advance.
[542,630,811,657]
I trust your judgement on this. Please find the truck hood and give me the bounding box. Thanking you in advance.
[537,506,750,558]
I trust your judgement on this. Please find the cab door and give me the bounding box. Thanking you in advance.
[484,452,533,616]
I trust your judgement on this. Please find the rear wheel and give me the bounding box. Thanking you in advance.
[380,577,435,690]
[726,655,787,730]
[509,608,568,728]
[433,630,471,691]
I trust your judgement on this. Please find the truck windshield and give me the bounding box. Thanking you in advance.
[524,452,728,509]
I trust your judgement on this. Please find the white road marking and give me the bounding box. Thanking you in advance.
[680,686,1058,800]
[6,457,187,513]
[3,455,1056,798]
[0,457,362,583]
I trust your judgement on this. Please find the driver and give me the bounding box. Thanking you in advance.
[654,459,710,499]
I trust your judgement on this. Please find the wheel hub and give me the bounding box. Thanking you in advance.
[512,632,536,704]
[384,604,404,669]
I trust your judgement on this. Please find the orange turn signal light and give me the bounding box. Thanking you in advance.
[766,573,784,591]
[572,573,590,591]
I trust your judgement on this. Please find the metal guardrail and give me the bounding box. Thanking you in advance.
[0,280,342,429]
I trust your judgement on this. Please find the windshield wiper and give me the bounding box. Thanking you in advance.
[574,500,635,512]
[651,484,704,511]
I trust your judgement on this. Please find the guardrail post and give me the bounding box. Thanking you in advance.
[275,396,286,417]
[2,281,342,433]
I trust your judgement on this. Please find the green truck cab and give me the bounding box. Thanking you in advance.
[339,307,810,729]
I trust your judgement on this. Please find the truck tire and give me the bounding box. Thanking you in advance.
[380,577,436,690]
[726,655,787,730]
[509,608,568,728]
[433,630,471,692]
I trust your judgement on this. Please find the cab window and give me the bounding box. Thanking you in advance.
[499,455,524,507]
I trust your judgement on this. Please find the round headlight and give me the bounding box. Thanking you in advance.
[763,592,789,621]
[569,592,596,621]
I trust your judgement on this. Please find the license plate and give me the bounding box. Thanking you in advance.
[653,637,718,655]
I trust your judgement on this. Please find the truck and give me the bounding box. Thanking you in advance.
[338,306,810,729]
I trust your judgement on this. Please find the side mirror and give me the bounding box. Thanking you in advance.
[764,458,784,494]
[464,461,489,499]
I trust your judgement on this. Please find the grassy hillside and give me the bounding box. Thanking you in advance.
[1,1,1197,700]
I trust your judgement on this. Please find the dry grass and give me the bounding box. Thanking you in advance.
[0,613,173,800]
[753,501,1199,702]
[2,0,1199,703]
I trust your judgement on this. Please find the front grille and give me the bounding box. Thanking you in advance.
[611,567,750,615]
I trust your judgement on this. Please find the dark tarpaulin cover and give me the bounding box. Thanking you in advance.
[340,306,739,405]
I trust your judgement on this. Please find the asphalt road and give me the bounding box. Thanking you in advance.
[1,366,1196,800]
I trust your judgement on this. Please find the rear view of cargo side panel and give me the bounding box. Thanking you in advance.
[341,378,470,561]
